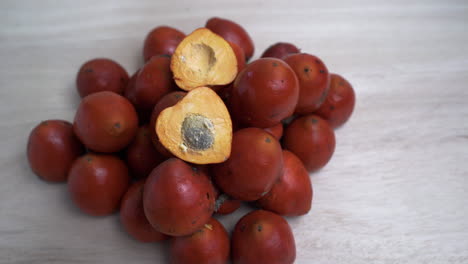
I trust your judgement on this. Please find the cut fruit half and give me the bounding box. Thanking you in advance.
[171,28,238,91]
[156,87,232,164]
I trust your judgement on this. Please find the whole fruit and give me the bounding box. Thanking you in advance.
[27,120,83,182]
[284,53,330,114]
[68,154,130,216]
[283,115,335,172]
[232,210,296,264]
[170,218,230,264]
[120,180,168,242]
[73,91,138,153]
[76,58,128,97]
[206,17,254,60]
[125,125,165,178]
[213,128,283,201]
[314,73,356,128]
[230,58,299,128]
[257,150,312,216]
[126,55,176,115]
[261,42,300,59]
[143,26,185,62]
[143,158,216,236]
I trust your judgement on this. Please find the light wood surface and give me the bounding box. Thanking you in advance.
[1,0,467,263]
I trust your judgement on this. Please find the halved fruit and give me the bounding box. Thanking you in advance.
[171,28,238,91]
[155,87,232,164]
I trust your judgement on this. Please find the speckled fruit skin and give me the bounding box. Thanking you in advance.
[230,58,299,128]
[76,58,129,98]
[68,154,130,216]
[232,210,296,264]
[257,150,312,216]
[120,180,168,243]
[126,125,165,179]
[125,55,177,117]
[206,17,255,61]
[143,158,216,236]
[149,91,187,157]
[170,218,230,264]
[261,42,300,60]
[73,91,138,153]
[27,120,83,182]
[283,115,336,172]
[143,26,185,62]
[284,53,330,114]
[212,128,283,201]
[314,73,356,128]
[263,123,284,140]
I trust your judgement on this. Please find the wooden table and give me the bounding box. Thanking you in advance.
[1,0,467,263]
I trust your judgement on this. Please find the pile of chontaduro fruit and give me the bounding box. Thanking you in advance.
[26,17,355,264]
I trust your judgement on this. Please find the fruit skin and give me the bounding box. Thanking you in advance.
[125,69,151,124]
[206,17,255,61]
[232,210,296,264]
[263,123,283,141]
[68,154,130,216]
[229,41,247,74]
[283,115,335,172]
[120,180,168,243]
[125,55,177,120]
[125,125,165,179]
[284,53,330,114]
[170,218,230,264]
[230,58,299,128]
[76,58,129,98]
[73,91,138,153]
[257,150,312,216]
[143,158,216,236]
[27,120,83,182]
[149,91,186,157]
[261,42,300,60]
[212,128,283,201]
[143,26,185,62]
[314,73,356,128]
[213,187,241,215]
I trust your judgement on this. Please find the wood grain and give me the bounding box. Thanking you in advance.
[1,0,467,263]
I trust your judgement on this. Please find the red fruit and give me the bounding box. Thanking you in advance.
[230,58,299,128]
[315,73,356,128]
[143,26,185,62]
[27,120,83,182]
[261,42,300,60]
[257,150,313,216]
[284,53,330,114]
[120,180,168,243]
[283,115,335,172]
[215,193,241,215]
[73,91,138,153]
[143,158,216,236]
[170,218,230,264]
[76,58,128,97]
[68,154,130,216]
[126,125,165,178]
[126,55,177,117]
[263,123,284,141]
[232,210,296,264]
[206,17,255,60]
[213,128,283,201]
